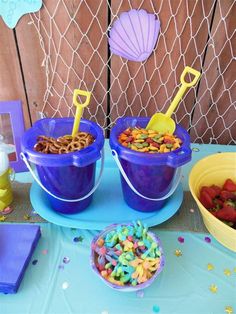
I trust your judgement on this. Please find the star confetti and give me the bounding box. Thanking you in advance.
[207,263,214,271]
[23,214,31,221]
[192,147,200,152]
[178,236,184,243]
[63,257,70,264]
[73,236,84,243]
[209,284,218,293]
[224,269,232,276]
[225,306,233,314]
[174,249,182,257]
[0,215,7,222]
[62,282,69,290]
[153,305,160,313]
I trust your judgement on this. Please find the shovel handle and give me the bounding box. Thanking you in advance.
[166,66,201,118]
[72,89,91,137]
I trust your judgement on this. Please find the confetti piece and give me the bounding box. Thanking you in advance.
[192,147,200,152]
[23,214,31,221]
[0,215,7,222]
[174,249,182,257]
[178,236,184,243]
[58,265,64,270]
[225,306,233,314]
[205,236,211,243]
[63,257,70,264]
[153,305,160,313]
[224,269,232,276]
[32,259,38,265]
[62,282,69,290]
[136,290,144,298]
[42,249,48,255]
[207,263,214,271]
[31,209,39,216]
[189,208,195,213]
[73,236,84,243]
[209,284,218,293]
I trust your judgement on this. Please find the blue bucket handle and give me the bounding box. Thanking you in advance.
[112,149,181,201]
[20,149,104,202]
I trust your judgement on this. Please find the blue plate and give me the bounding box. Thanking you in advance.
[30,165,183,230]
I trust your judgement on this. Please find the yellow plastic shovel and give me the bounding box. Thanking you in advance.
[71,89,91,137]
[146,66,201,134]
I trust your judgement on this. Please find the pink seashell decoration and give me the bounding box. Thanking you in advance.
[109,9,160,62]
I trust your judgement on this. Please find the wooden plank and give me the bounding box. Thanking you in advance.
[191,0,236,144]
[0,19,31,129]
[109,0,214,131]
[25,0,108,128]
[15,14,47,124]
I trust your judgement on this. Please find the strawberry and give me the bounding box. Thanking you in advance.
[223,179,236,192]
[200,190,214,209]
[210,185,221,196]
[201,186,218,199]
[220,190,236,201]
[215,205,236,222]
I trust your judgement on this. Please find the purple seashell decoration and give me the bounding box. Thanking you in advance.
[108,9,160,62]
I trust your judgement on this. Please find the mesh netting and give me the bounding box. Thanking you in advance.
[29,0,236,144]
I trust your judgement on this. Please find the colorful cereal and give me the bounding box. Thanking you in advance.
[118,127,182,153]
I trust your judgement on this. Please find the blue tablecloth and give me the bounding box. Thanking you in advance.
[1,142,236,313]
[1,224,235,314]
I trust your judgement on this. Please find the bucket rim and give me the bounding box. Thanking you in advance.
[109,117,191,167]
[21,118,104,167]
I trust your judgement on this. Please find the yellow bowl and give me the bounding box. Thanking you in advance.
[189,152,236,252]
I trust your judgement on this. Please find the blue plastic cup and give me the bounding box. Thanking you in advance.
[21,118,104,214]
[109,117,192,212]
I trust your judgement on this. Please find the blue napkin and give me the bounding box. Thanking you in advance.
[0,224,41,294]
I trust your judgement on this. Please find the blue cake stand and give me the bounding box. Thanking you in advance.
[30,164,183,230]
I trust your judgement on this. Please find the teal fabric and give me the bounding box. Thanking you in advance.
[0,0,42,29]
[0,224,235,314]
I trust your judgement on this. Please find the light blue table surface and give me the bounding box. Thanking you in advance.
[1,142,236,314]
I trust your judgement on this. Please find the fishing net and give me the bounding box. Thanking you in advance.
[29,0,236,143]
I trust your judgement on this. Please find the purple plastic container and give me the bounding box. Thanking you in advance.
[109,117,191,212]
[21,118,104,214]
[90,223,165,292]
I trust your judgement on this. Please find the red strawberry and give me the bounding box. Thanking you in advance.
[210,185,221,196]
[223,179,236,192]
[220,190,236,201]
[215,205,236,222]
[200,190,214,209]
[201,186,218,199]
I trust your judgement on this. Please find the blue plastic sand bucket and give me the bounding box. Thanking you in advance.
[109,117,191,212]
[21,118,104,214]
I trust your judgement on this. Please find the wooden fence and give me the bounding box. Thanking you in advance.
[0,0,235,144]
